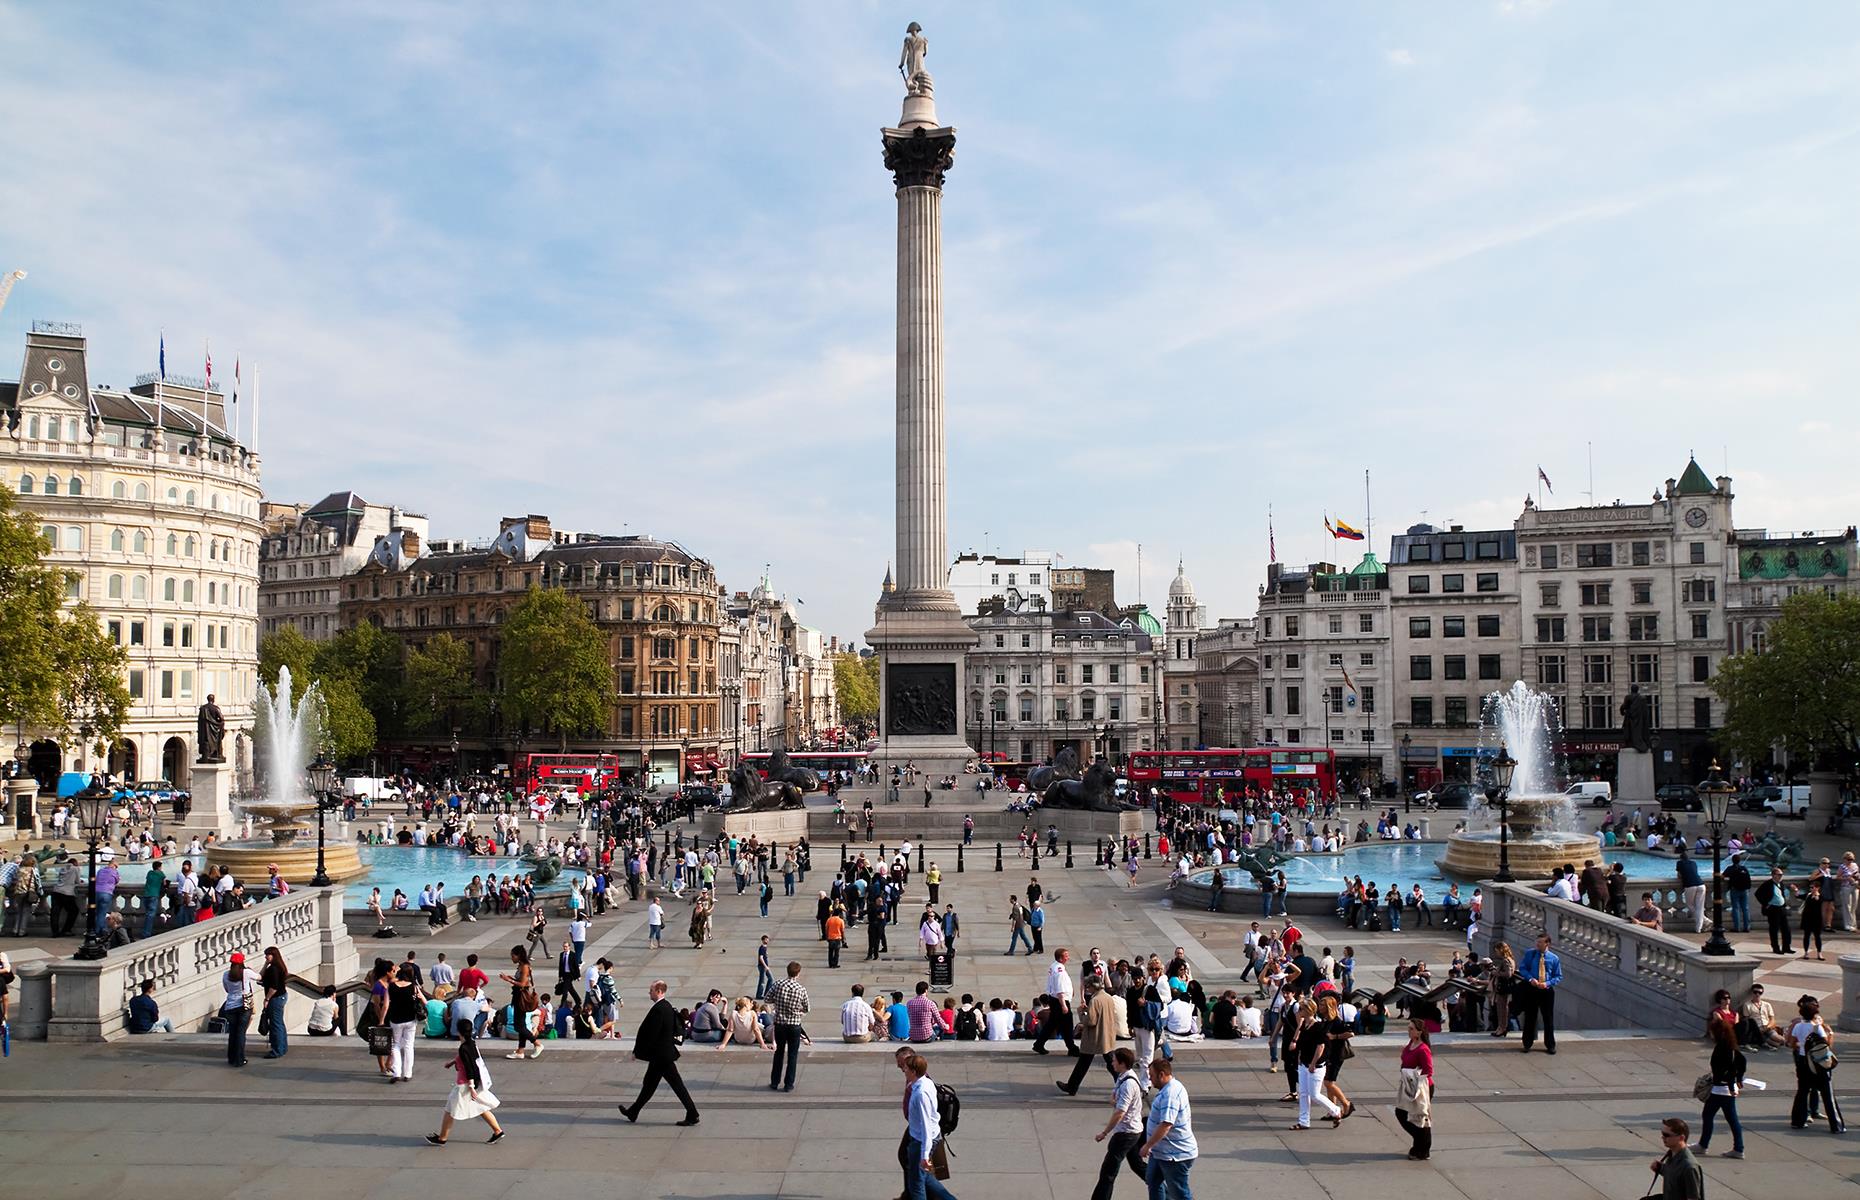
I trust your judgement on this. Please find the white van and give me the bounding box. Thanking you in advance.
[1766,785,1813,818]
[1564,780,1613,807]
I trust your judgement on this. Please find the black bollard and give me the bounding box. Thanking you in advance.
[1144,832,1152,859]
[1096,837,1105,867]
[957,844,964,873]
[879,843,888,863]
[995,842,1003,872]
[918,843,926,873]
[1065,841,1074,869]
[840,843,848,866]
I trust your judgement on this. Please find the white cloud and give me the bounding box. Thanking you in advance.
[1386,48,1416,67]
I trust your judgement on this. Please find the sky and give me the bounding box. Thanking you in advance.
[4,2,1858,646]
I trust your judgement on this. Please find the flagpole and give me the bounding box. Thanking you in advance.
[1364,469,1373,558]
[252,362,260,454]
[155,329,165,448]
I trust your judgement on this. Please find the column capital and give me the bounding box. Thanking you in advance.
[882,125,956,190]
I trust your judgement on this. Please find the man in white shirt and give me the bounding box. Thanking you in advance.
[984,1000,1015,1041]
[1163,994,1201,1040]
[1092,1048,1148,1197]
[841,984,877,1043]
[1237,997,1264,1037]
[1038,948,1078,1054]
[646,899,665,949]
[900,1053,953,1200]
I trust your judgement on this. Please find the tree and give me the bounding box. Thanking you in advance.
[500,586,612,750]
[0,486,129,750]
[316,621,403,738]
[258,624,319,700]
[318,674,378,761]
[834,651,879,724]
[403,631,487,734]
[1714,591,1860,769]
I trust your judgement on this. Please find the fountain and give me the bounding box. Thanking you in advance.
[205,666,366,885]
[1437,680,1602,881]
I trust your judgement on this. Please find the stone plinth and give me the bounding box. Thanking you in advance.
[1618,749,1656,804]
[175,761,237,841]
[6,776,40,835]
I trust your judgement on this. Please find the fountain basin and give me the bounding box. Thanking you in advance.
[207,837,366,886]
[1438,795,1600,880]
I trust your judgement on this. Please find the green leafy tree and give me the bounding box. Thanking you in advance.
[316,621,403,738]
[0,486,130,749]
[318,674,378,761]
[403,631,487,734]
[833,651,879,723]
[258,624,319,700]
[1714,591,1860,769]
[500,586,612,750]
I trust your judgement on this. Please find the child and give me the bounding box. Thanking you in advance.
[427,1020,505,1145]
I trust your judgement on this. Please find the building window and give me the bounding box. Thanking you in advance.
[1693,697,1711,728]
[1329,653,1342,667]
[1477,615,1500,637]
[1410,543,1434,562]
[1285,653,1300,668]
[1444,696,1469,725]
[1263,687,1273,715]
[1540,584,1559,607]
[1081,665,1095,684]
[1628,614,1659,641]
[1690,542,1706,564]
[1407,576,1431,594]
[1628,653,1657,684]
[1475,572,1499,592]
[1580,694,1611,729]
[1630,581,1652,605]
[1692,654,1710,682]
[127,670,143,699]
[1538,654,1566,686]
[1409,656,1432,681]
[1408,617,1431,638]
[1478,654,1501,680]
[1443,617,1465,638]
[1441,574,1464,593]
[1140,666,1150,683]
[1285,617,1299,637]
[1581,616,1613,643]
[1108,665,1120,683]
[1576,543,1614,568]
[1285,686,1300,715]
[1021,634,1032,648]
[1631,541,1650,566]
[1690,613,1709,639]
[1361,685,1375,714]
[1443,655,1466,681]
[1055,667,1067,685]
[160,670,174,700]
[1681,579,1716,603]
[1536,616,1566,643]
[1329,686,1344,714]
[1360,652,1374,667]
[1410,698,1434,726]
[1580,582,1611,606]
[1359,613,1373,633]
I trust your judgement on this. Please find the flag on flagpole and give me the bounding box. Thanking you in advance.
[1326,515,1365,541]
[1537,466,1553,493]
[204,341,212,391]
[159,333,166,381]
[1268,511,1276,563]
[233,359,240,404]
[1340,663,1358,698]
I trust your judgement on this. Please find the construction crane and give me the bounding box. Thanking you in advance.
[0,269,24,320]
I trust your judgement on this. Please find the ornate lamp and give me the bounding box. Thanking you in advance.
[73,782,115,959]
[1700,760,1735,956]
[1489,748,1517,884]
[307,750,338,888]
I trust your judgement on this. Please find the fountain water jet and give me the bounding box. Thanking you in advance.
[1438,680,1602,881]
[206,666,365,884]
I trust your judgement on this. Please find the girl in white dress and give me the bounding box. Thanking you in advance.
[427,1020,505,1145]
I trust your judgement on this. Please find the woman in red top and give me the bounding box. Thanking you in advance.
[1395,1016,1435,1160]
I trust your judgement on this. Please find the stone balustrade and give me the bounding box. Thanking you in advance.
[1473,881,1756,1032]
[21,886,358,1042]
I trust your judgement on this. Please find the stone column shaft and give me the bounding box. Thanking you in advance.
[896,182,945,595]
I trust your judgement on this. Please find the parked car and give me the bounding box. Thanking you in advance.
[1656,784,1701,812]
[1564,780,1613,807]
[1431,782,1484,809]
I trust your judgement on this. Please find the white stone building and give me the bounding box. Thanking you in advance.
[726,577,838,751]
[1162,562,1210,750]
[948,550,1054,616]
[1386,524,1522,789]
[1515,459,1733,787]
[966,608,1163,764]
[1191,618,1260,749]
[1255,555,1392,789]
[260,492,427,640]
[3,324,263,790]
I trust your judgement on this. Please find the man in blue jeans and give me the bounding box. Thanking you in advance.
[1139,1057,1198,1199]
[901,1051,957,1200]
[766,961,810,1092]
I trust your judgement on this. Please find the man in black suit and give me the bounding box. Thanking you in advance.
[618,979,699,1126]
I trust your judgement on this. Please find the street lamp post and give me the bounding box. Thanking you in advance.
[73,782,113,960]
[1700,760,1736,956]
[1487,748,1517,884]
[1400,732,1412,800]
[308,751,338,888]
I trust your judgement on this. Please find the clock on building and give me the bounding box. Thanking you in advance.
[1685,507,1708,528]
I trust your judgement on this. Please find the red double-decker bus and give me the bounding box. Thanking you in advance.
[522,752,621,796]
[1125,747,1337,805]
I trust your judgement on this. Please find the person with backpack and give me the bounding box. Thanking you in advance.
[953,994,981,1041]
[899,1050,957,1200]
[1787,994,1843,1133]
[1091,1047,1148,1200]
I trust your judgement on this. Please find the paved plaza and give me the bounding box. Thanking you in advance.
[3,816,1856,1199]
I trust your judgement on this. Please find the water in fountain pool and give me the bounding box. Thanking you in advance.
[105,843,559,908]
[1210,843,1678,891]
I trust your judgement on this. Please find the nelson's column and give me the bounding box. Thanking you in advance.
[866,22,978,779]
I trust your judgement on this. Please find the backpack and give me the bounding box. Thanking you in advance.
[935,1082,960,1136]
[954,1006,980,1041]
[1806,1032,1838,1073]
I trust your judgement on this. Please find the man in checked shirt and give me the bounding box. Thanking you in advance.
[767,960,811,1092]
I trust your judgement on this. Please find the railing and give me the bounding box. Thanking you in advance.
[20,886,359,1043]
[1474,882,1756,1032]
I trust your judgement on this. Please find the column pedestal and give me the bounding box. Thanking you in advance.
[867,602,978,782]
[174,762,237,842]
[1617,749,1656,804]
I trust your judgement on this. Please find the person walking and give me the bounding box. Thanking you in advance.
[755,935,774,999]
[1649,1118,1704,1200]
[1035,948,1078,1055]
[825,906,846,968]
[926,862,942,905]
[258,945,290,1059]
[1138,1057,1198,1199]
[1319,992,1355,1119]
[619,979,700,1126]
[919,908,945,966]
[499,945,541,1061]
[1394,1017,1434,1160]
[385,961,425,1082]
[1515,934,1560,1054]
[1800,880,1827,960]
[219,951,258,1068]
[1787,994,1844,1133]
[1005,898,1034,956]
[767,961,810,1092]
[1290,998,1342,1129]
[425,1020,506,1145]
[647,896,664,949]
[1059,975,1120,1095]
[1696,993,1746,1158]
[1091,1047,1148,1200]
[900,1052,956,1200]
[1676,846,1706,933]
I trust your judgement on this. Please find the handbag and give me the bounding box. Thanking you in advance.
[1806,1033,1838,1072]
[1691,1073,1714,1102]
[366,1024,393,1056]
[929,1139,951,1181]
